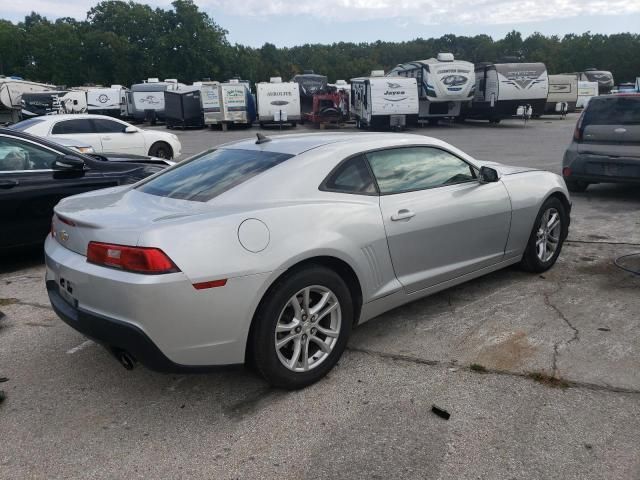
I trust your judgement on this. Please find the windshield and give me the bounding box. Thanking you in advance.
[9,118,47,131]
[583,96,640,126]
[137,148,293,202]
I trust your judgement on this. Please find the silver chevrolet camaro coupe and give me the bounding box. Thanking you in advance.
[45,132,571,388]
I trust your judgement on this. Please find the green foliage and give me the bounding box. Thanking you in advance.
[0,1,639,86]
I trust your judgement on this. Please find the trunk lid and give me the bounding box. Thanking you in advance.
[52,186,214,255]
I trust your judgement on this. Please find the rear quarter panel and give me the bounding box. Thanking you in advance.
[500,171,570,258]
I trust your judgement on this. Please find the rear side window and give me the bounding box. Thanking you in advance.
[52,119,95,134]
[584,97,640,125]
[323,155,377,194]
[92,119,126,133]
[137,148,293,202]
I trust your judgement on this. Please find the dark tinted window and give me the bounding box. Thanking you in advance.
[324,155,376,194]
[0,136,59,171]
[367,147,476,194]
[584,97,640,125]
[93,118,126,133]
[137,148,293,202]
[9,118,46,132]
[52,119,95,134]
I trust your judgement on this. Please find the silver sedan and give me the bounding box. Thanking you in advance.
[45,132,570,388]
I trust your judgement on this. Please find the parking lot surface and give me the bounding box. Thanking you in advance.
[1,115,639,479]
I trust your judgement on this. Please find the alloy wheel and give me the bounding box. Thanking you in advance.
[536,207,561,262]
[274,285,342,372]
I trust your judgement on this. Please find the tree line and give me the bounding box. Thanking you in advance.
[1,0,639,88]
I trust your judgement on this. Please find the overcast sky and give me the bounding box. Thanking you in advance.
[2,0,639,47]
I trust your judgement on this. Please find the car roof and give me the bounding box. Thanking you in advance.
[219,132,440,156]
[23,114,122,123]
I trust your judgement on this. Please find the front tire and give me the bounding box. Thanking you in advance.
[148,141,173,159]
[520,197,568,273]
[249,266,353,389]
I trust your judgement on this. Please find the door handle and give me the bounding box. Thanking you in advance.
[391,209,415,221]
[0,179,19,189]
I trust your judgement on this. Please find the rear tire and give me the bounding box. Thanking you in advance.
[520,197,568,273]
[148,141,173,160]
[249,266,353,389]
[565,179,589,193]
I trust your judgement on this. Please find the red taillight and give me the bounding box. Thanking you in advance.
[562,167,571,177]
[573,112,585,141]
[87,242,180,274]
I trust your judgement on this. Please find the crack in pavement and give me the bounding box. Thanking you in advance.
[566,239,640,247]
[346,346,640,395]
[543,290,580,378]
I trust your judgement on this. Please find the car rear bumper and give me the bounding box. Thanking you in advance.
[563,151,640,184]
[44,235,271,369]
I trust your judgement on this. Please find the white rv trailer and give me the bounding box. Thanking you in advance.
[387,53,474,124]
[20,90,87,118]
[466,62,549,122]
[576,81,598,109]
[545,74,578,114]
[220,80,254,125]
[350,72,419,129]
[256,77,301,127]
[199,82,223,126]
[86,85,129,117]
[0,77,57,122]
[578,69,614,94]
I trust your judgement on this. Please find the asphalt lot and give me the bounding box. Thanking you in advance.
[1,114,639,479]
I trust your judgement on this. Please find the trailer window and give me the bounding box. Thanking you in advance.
[137,148,293,202]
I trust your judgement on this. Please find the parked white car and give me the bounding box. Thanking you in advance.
[10,114,182,159]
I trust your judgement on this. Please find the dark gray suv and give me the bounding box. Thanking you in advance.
[563,94,640,192]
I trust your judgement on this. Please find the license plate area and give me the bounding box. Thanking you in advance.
[58,276,78,308]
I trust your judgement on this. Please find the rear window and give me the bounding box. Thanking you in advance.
[9,118,46,132]
[584,97,640,125]
[137,148,293,201]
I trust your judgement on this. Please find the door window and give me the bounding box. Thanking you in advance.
[322,155,377,195]
[92,118,127,133]
[366,147,476,194]
[51,119,95,134]
[0,136,59,171]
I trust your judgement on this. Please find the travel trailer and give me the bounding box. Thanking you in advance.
[129,79,184,123]
[545,74,578,114]
[465,62,549,122]
[576,81,599,109]
[0,77,57,122]
[199,83,223,126]
[578,69,614,94]
[387,53,474,124]
[350,72,419,129]
[256,77,301,127]
[21,90,87,118]
[164,87,203,128]
[219,80,256,127]
[86,85,128,117]
[292,71,328,116]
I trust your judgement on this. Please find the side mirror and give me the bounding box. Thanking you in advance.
[54,154,85,171]
[124,126,138,133]
[479,166,499,183]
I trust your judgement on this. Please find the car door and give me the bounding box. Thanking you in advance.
[0,134,116,250]
[50,119,103,152]
[366,146,512,294]
[92,118,146,155]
